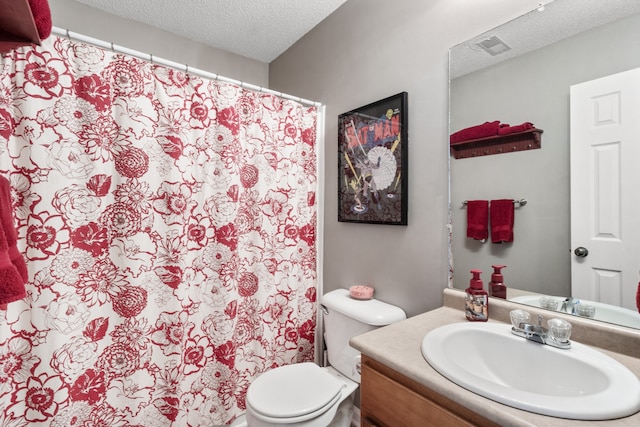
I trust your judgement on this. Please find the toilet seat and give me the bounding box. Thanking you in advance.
[246,362,344,423]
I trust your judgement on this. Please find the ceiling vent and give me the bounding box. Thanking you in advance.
[476,35,511,56]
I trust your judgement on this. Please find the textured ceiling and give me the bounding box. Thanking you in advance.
[72,0,349,63]
[451,0,640,79]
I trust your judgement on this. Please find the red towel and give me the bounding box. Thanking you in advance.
[497,122,534,135]
[0,176,26,309]
[0,176,27,282]
[28,0,52,40]
[490,199,514,243]
[466,200,489,241]
[450,121,501,144]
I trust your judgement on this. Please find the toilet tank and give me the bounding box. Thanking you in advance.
[321,289,406,383]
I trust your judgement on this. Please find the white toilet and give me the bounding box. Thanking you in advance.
[244,288,406,427]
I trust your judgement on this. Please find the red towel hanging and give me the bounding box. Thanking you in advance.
[490,199,514,243]
[466,200,489,241]
[0,176,27,309]
[28,0,52,39]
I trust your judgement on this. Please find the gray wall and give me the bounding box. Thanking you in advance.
[269,0,541,317]
[49,0,544,318]
[450,13,640,297]
[49,0,269,87]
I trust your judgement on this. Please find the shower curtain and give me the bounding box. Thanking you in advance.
[0,36,319,426]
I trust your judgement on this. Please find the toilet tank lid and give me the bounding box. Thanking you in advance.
[322,289,406,326]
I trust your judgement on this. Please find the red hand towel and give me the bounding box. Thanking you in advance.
[28,0,53,40]
[0,176,27,282]
[490,199,514,243]
[0,176,26,308]
[0,220,26,307]
[466,200,489,241]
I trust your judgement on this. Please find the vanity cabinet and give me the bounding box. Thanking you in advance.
[360,355,499,427]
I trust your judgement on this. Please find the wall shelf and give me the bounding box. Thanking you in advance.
[450,128,543,159]
[0,0,41,53]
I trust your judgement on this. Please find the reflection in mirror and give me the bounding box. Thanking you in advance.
[448,0,640,329]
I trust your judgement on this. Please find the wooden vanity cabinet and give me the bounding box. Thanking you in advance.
[360,355,499,427]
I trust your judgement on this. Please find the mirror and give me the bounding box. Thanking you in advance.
[449,0,640,329]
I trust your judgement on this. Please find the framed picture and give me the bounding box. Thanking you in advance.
[338,92,408,225]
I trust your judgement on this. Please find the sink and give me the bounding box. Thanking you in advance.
[510,295,640,329]
[421,322,640,420]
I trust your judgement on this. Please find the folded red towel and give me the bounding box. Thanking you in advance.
[490,199,514,243]
[28,0,52,40]
[466,200,489,241]
[0,176,26,308]
[450,121,501,144]
[497,122,534,135]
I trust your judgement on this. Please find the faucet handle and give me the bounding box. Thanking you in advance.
[547,318,572,343]
[510,309,531,329]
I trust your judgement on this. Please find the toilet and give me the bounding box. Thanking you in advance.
[244,288,406,427]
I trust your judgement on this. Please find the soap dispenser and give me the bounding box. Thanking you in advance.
[489,265,507,299]
[465,270,488,322]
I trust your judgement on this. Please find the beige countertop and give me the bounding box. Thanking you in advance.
[349,289,640,427]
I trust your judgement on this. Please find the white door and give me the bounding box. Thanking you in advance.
[570,67,640,310]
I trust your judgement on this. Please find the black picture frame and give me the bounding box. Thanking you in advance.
[337,92,408,225]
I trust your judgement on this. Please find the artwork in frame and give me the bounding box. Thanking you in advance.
[338,92,408,225]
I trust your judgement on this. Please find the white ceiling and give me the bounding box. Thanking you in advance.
[451,0,640,79]
[72,0,349,63]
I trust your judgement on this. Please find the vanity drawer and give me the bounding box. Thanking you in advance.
[360,355,498,427]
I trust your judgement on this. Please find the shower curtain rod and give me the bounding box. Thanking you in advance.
[51,26,322,108]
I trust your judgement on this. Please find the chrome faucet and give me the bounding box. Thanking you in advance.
[511,313,572,349]
[561,297,580,314]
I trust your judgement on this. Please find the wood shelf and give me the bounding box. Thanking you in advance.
[450,128,543,159]
[0,0,41,53]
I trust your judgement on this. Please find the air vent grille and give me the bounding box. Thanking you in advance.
[476,35,511,56]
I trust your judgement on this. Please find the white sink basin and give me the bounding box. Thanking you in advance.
[510,295,640,329]
[421,322,640,420]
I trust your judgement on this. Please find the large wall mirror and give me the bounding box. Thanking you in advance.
[449,0,640,329]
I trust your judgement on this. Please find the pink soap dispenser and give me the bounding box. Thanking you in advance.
[465,269,488,322]
[489,265,507,299]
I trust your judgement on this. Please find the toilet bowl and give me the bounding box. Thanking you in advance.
[245,362,358,427]
[242,289,406,427]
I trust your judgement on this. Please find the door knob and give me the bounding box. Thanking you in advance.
[574,247,589,257]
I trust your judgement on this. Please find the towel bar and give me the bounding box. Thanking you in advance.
[461,199,527,208]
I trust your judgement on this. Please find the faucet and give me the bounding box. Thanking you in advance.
[561,297,580,314]
[511,313,571,349]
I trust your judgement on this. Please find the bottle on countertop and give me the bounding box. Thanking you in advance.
[465,269,488,322]
[489,265,507,299]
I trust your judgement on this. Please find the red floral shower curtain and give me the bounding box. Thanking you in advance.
[0,36,318,426]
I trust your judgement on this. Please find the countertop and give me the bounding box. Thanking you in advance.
[349,289,640,427]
